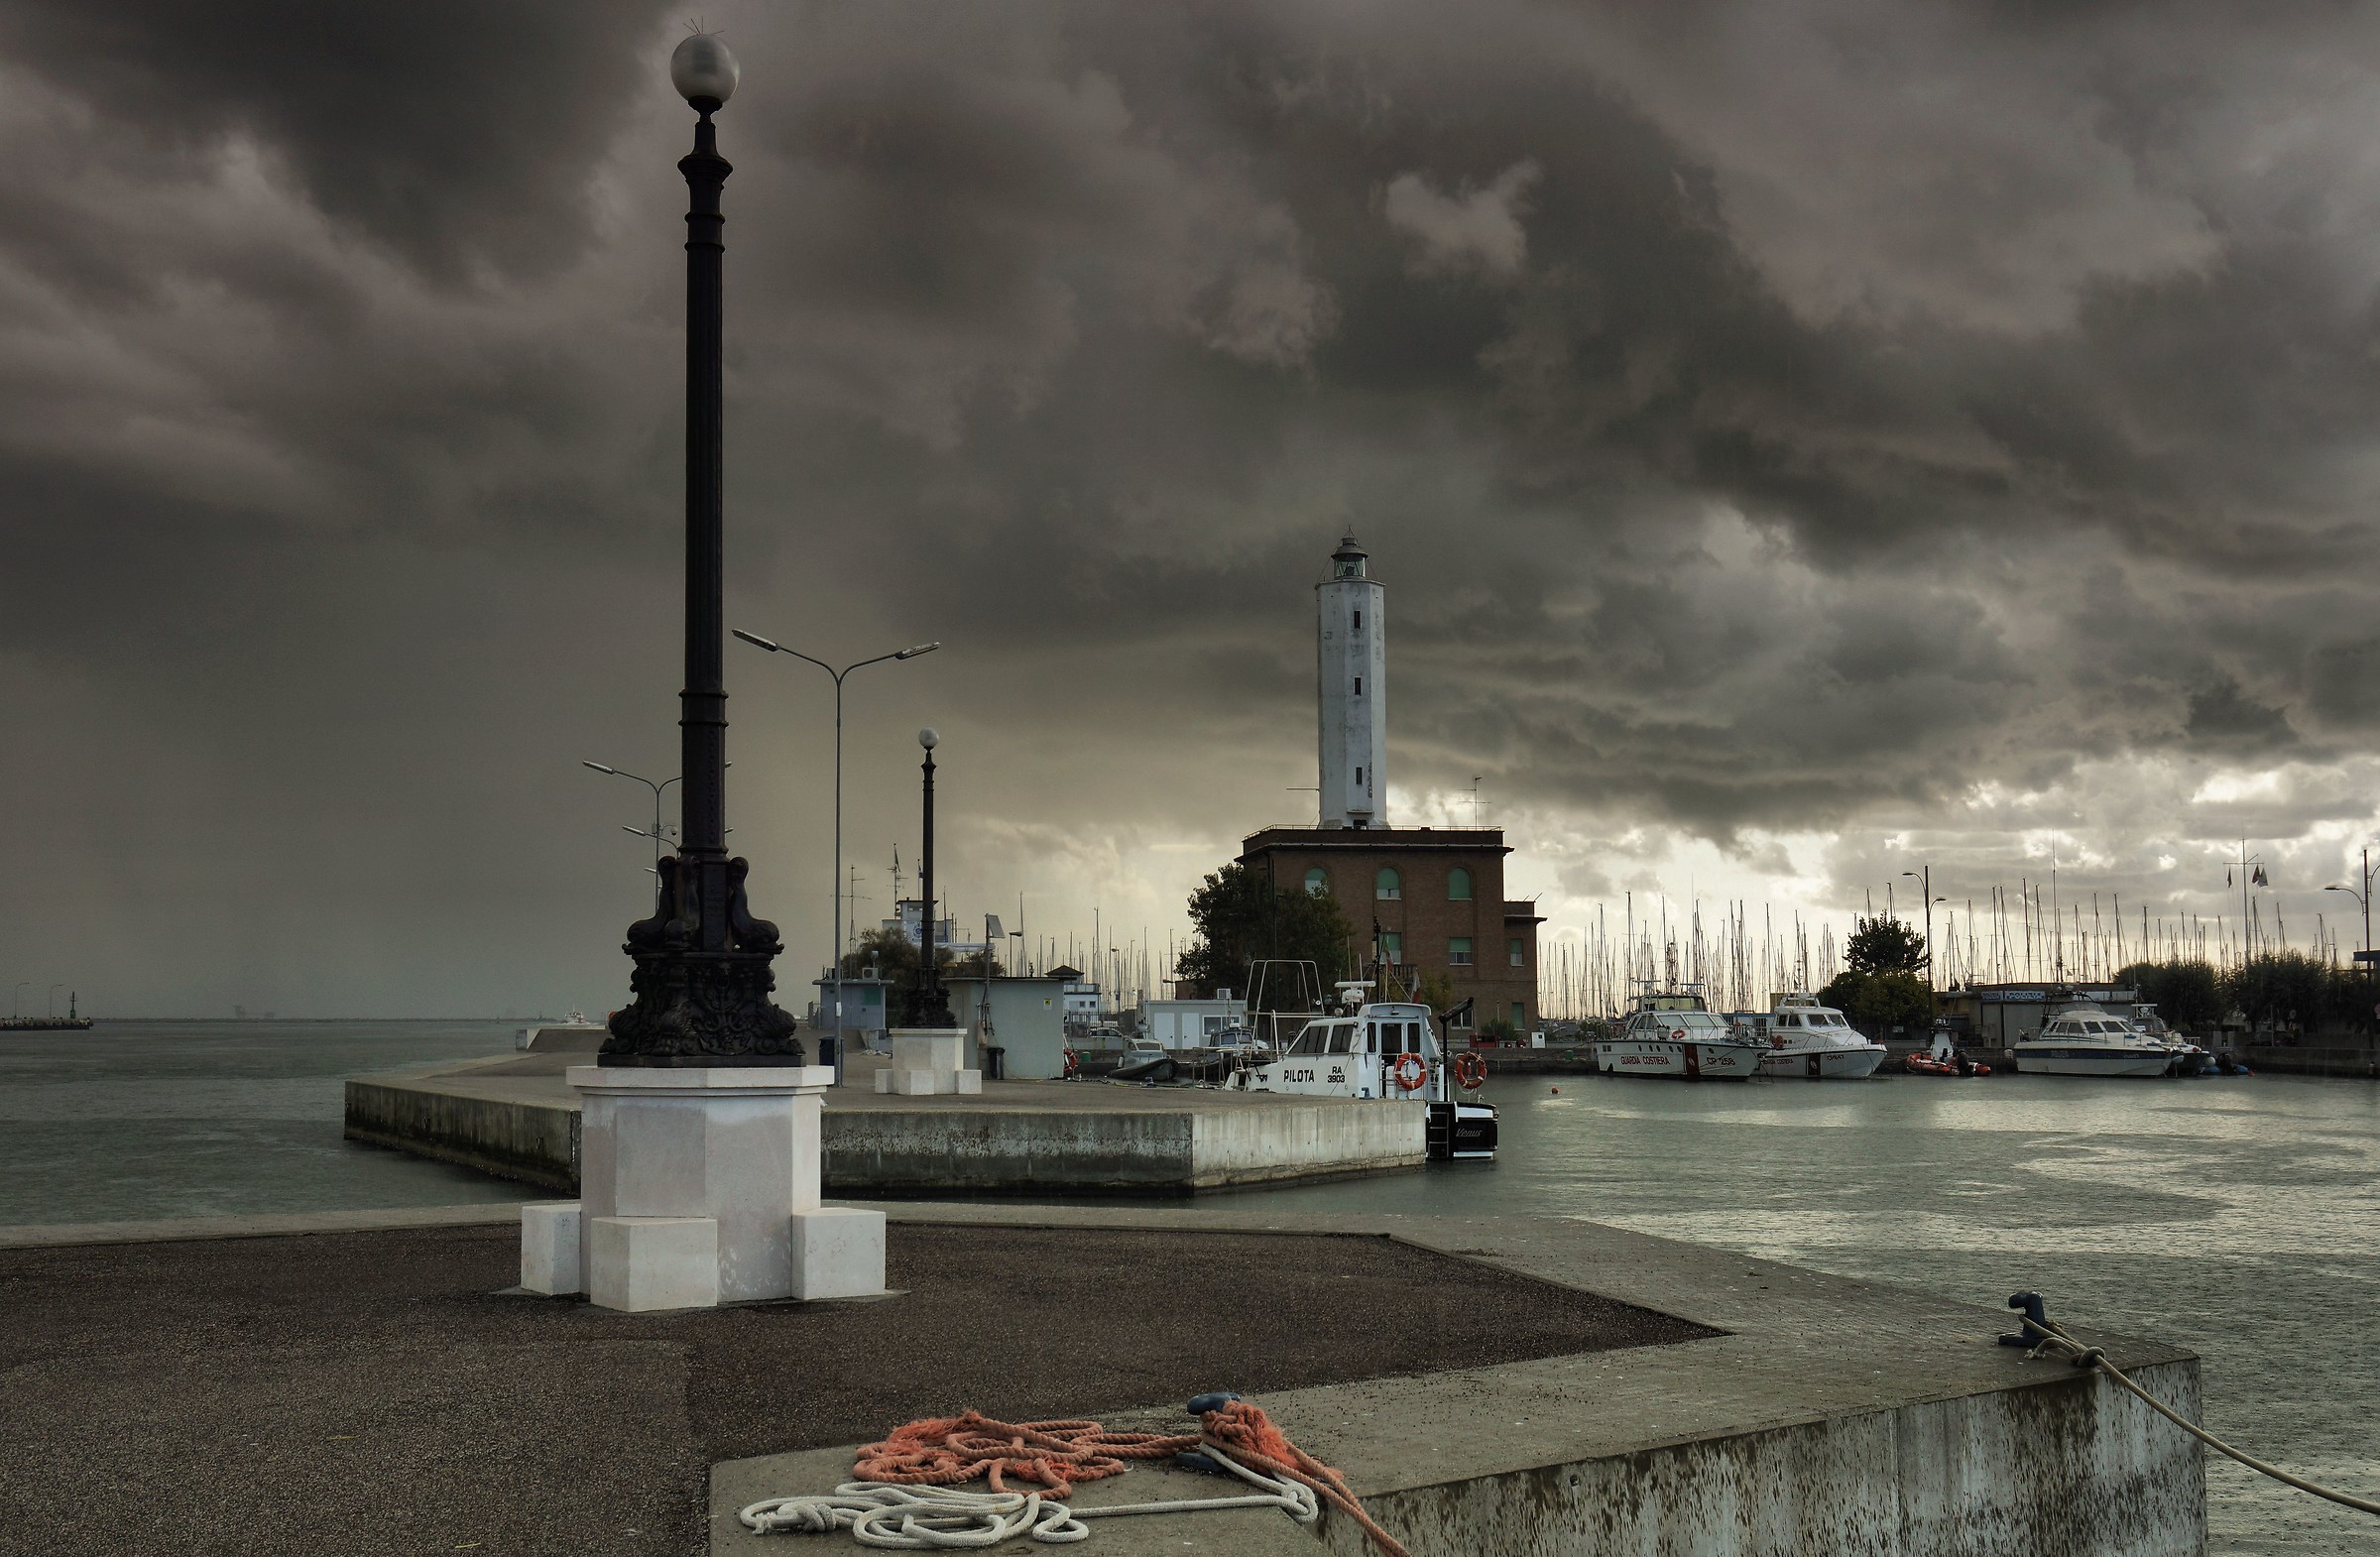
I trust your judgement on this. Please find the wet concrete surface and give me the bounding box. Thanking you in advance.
[0,1220,1704,1556]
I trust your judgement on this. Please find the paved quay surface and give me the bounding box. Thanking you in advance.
[0,1215,1693,1557]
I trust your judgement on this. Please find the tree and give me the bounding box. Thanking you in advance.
[1844,914,1929,977]
[2114,960,2223,1035]
[838,926,999,980]
[2224,951,2329,1037]
[1818,969,1933,1033]
[1174,862,1353,1004]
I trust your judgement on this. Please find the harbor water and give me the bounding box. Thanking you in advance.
[1,1022,2373,1553]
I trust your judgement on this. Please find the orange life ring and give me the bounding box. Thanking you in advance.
[1390,1052,1427,1092]
[1452,1051,1488,1090]
[1670,1027,1687,1041]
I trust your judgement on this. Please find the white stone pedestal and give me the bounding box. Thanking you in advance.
[874,1027,981,1096]
[516,1064,886,1311]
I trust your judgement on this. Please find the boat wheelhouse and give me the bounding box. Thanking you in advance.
[1224,989,1496,1160]
[1597,987,1766,1081]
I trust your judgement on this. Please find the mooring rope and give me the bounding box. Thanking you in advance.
[2008,1293,2380,1518]
[738,1399,1405,1554]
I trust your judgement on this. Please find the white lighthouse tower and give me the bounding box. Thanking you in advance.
[1317,533,1387,828]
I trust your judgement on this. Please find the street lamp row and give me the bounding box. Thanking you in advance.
[732,630,940,1050]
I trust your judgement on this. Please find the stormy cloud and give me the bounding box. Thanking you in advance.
[1,0,2374,1014]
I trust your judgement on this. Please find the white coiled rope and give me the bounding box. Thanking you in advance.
[740,1448,1321,1548]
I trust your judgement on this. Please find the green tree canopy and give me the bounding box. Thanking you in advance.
[1844,914,1929,976]
[2114,959,2224,1034]
[1818,969,1933,1032]
[837,926,997,980]
[2223,951,2329,1034]
[1174,862,1352,1005]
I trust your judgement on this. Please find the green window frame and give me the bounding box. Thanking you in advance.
[1447,867,1472,900]
[1449,937,1474,966]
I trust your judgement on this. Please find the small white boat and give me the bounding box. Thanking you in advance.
[1755,993,1888,1080]
[1226,985,1496,1159]
[2013,1000,2173,1077]
[1596,988,1766,1081]
[2128,1005,2212,1076]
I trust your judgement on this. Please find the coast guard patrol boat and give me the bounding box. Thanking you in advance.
[1224,979,1497,1161]
[1597,984,1766,1080]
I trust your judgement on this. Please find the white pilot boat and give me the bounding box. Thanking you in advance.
[1756,993,1888,1080]
[1224,982,1496,1160]
[2013,999,2174,1077]
[1596,988,1766,1080]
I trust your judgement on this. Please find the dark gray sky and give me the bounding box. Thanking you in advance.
[3,1,2375,1015]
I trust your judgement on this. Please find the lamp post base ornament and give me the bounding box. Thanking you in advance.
[605,854,805,1066]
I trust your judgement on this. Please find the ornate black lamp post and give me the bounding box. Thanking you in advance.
[904,727,956,1027]
[603,33,801,1067]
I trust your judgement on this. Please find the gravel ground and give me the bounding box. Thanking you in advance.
[0,1222,1708,1556]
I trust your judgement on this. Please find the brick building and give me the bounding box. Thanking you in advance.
[1238,830,1540,1032]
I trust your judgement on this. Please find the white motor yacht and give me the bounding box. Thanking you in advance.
[2013,1000,2174,1077]
[1225,984,1496,1159]
[1756,993,1888,1080]
[1596,988,1766,1080]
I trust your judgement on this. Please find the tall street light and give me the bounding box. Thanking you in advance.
[1900,868,1941,991]
[582,762,679,877]
[2326,846,2374,1032]
[11,982,27,1018]
[904,728,957,1027]
[733,631,940,1055]
[604,34,801,1067]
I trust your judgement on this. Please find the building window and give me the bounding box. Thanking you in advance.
[1375,867,1400,899]
[1354,677,1362,695]
[1353,610,1362,631]
[1449,937,1473,966]
[1381,931,1403,964]
[1447,867,1472,900]
[1510,1002,1525,1028]
[1303,867,1329,897]
[1355,766,1364,785]
[1508,937,1524,968]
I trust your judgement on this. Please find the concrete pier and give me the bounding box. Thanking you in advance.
[3,1201,2202,1556]
[713,1204,2205,1557]
[344,1049,1427,1196]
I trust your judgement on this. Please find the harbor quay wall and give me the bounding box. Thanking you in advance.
[344,1078,578,1192]
[710,1205,2203,1557]
[343,1075,1424,1196]
[1329,1361,2202,1557]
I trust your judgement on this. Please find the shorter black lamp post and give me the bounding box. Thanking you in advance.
[904,728,957,1028]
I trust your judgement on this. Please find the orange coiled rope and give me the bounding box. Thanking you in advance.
[850,1401,1411,1557]
[1198,1399,1412,1557]
[854,1411,1197,1498]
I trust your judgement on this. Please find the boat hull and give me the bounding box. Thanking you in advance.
[1595,1038,1763,1080]
[1757,1043,1888,1080]
[2011,1046,2173,1077]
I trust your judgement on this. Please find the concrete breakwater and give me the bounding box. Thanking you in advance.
[2,1201,2205,1555]
[344,1050,1426,1196]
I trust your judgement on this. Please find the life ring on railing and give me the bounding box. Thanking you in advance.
[1062,1046,1080,1081]
[1452,1051,1488,1091]
[1670,1027,1687,1041]
[1390,1052,1428,1092]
